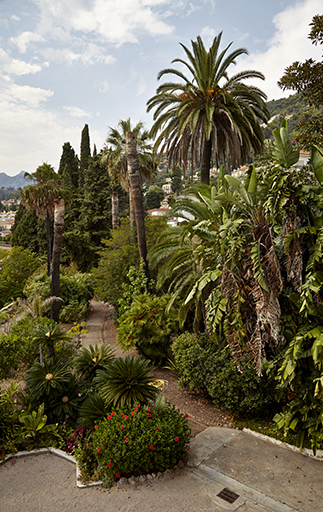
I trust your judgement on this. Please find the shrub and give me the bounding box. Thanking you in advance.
[94,355,158,408]
[171,332,214,390]
[171,334,277,416]
[116,294,179,365]
[75,402,191,487]
[206,346,277,416]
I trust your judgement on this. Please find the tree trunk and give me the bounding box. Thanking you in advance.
[112,191,119,230]
[129,188,136,236]
[46,216,51,277]
[200,138,212,185]
[50,198,65,340]
[126,131,150,280]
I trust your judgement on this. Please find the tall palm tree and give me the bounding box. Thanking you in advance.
[20,163,62,276]
[102,118,156,230]
[147,33,270,184]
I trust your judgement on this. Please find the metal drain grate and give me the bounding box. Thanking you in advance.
[217,487,239,504]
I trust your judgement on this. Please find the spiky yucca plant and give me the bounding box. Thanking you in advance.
[73,344,115,384]
[24,357,71,400]
[94,355,158,408]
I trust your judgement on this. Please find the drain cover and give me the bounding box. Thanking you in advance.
[217,487,239,504]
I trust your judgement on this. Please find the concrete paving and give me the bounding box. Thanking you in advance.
[187,427,323,511]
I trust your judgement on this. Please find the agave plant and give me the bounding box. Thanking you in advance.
[24,357,71,400]
[94,355,158,408]
[73,343,115,384]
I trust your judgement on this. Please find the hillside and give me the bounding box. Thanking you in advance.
[264,93,323,141]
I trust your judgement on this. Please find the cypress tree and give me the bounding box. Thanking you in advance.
[58,142,80,189]
[80,124,91,186]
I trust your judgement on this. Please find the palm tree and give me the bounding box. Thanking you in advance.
[20,163,62,276]
[147,33,270,184]
[102,118,156,230]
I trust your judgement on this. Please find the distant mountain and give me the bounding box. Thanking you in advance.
[0,171,28,189]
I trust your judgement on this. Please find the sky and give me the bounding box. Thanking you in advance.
[1,0,322,177]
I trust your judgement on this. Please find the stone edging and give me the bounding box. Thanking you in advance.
[0,446,185,489]
[243,428,323,460]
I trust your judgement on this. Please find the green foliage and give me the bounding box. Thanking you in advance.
[77,403,190,487]
[93,216,167,309]
[172,334,277,416]
[0,247,42,307]
[94,355,158,408]
[78,392,111,428]
[145,186,165,209]
[117,259,155,318]
[273,325,323,454]
[73,344,115,384]
[171,332,215,390]
[24,357,72,400]
[0,317,51,380]
[116,294,179,365]
[16,404,58,444]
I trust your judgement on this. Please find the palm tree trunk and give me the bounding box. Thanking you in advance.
[46,216,51,277]
[201,138,212,185]
[112,191,119,230]
[126,131,151,280]
[50,198,65,335]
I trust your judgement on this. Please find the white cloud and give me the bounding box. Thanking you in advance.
[10,31,44,53]
[9,83,53,108]
[63,106,92,118]
[200,26,216,46]
[33,0,175,47]
[99,81,109,93]
[235,0,323,100]
[0,49,42,76]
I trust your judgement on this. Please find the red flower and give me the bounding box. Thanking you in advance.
[185,414,189,418]
[120,425,124,430]
[125,438,129,443]
[148,413,152,418]
[147,407,150,411]
[108,415,112,420]
[94,425,97,430]
[134,407,138,411]
[138,404,141,408]
[103,440,106,445]
[177,408,180,412]
[121,413,124,417]
[108,462,112,467]
[156,428,160,431]
[131,412,134,416]
[116,473,120,478]
[150,445,154,450]
[174,437,179,442]
[124,415,128,420]
[129,418,131,422]
[112,412,115,416]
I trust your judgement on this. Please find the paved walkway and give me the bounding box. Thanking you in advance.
[1,426,322,512]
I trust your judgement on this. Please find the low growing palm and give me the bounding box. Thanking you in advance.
[94,355,158,408]
[24,357,71,400]
[73,344,115,384]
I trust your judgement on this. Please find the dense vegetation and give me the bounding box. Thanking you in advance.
[1,18,323,486]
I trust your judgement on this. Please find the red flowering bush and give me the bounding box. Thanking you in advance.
[83,402,190,487]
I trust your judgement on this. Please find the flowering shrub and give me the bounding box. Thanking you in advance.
[76,402,191,487]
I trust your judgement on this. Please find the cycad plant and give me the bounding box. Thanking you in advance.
[48,375,84,423]
[73,343,115,384]
[24,357,71,400]
[94,355,158,408]
[78,392,111,428]
[32,320,72,357]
